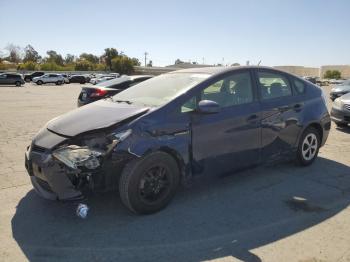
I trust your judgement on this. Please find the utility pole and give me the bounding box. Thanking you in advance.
[202,57,205,65]
[144,52,148,67]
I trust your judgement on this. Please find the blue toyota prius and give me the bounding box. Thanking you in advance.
[25,66,331,214]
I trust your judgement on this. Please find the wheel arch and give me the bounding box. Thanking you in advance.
[298,121,323,146]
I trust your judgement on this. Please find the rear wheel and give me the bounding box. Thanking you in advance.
[296,127,320,166]
[15,81,21,87]
[119,152,180,214]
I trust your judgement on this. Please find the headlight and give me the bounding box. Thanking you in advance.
[52,145,102,170]
[52,130,132,170]
[333,98,343,109]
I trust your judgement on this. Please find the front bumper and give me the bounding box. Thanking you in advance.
[331,107,350,124]
[25,145,85,201]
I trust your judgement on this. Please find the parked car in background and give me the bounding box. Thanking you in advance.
[90,75,117,85]
[25,66,330,214]
[303,76,317,84]
[23,71,45,82]
[60,74,69,84]
[33,74,65,85]
[77,75,153,107]
[330,79,350,101]
[331,92,350,127]
[329,79,345,85]
[68,75,87,84]
[0,73,25,86]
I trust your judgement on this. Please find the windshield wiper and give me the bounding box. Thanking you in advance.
[114,99,133,104]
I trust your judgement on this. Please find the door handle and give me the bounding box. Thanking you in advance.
[293,103,303,111]
[278,105,291,112]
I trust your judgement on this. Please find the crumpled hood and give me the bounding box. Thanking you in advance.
[47,100,149,137]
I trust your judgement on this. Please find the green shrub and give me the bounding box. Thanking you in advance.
[111,56,134,74]
[18,61,38,71]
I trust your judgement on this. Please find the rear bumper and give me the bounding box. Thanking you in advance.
[331,107,350,124]
[77,98,99,107]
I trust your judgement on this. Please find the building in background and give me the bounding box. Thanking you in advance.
[273,66,320,77]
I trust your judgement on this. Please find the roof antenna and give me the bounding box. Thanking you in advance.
[258,60,262,66]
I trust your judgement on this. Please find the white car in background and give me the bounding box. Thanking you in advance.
[33,74,65,85]
[90,75,117,85]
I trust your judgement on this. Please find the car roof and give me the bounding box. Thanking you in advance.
[168,66,292,77]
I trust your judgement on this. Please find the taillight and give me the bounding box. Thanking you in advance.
[90,89,108,97]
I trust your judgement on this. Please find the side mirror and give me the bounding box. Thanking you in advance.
[197,100,220,114]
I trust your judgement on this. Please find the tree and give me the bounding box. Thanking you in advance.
[102,48,119,70]
[111,56,134,74]
[64,54,75,64]
[4,44,22,63]
[23,45,41,63]
[147,60,153,67]
[75,60,94,71]
[324,70,341,79]
[131,57,141,66]
[175,58,184,65]
[79,53,99,64]
[46,50,64,66]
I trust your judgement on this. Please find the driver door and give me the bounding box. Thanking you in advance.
[190,70,261,176]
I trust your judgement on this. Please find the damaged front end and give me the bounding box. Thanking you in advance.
[25,129,134,201]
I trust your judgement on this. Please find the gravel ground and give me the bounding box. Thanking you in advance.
[0,82,350,262]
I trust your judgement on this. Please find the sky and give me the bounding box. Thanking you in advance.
[0,0,349,67]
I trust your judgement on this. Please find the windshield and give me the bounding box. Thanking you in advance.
[112,73,211,107]
[342,79,350,85]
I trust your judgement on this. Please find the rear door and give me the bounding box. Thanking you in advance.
[190,70,261,176]
[255,69,303,161]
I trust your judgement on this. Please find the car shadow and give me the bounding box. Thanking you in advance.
[335,126,350,134]
[11,157,350,262]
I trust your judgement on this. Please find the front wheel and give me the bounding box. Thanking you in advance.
[15,81,21,87]
[36,80,43,85]
[296,127,320,166]
[119,152,180,214]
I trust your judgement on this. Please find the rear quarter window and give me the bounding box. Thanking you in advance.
[293,78,307,94]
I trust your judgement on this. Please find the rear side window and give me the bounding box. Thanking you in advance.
[293,78,307,94]
[258,72,292,100]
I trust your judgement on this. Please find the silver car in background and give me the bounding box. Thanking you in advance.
[330,79,350,101]
[33,74,65,85]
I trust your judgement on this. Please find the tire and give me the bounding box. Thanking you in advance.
[80,81,86,84]
[56,81,63,85]
[296,127,320,166]
[15,81,21,87]
[36,80,43,85]
[119,151,180,214]
[335,122,348,128]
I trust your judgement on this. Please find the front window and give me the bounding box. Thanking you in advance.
[112,73,210,107]
[201,71,253,107]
